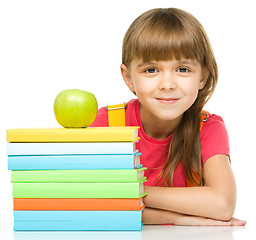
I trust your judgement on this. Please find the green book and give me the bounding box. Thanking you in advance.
[12,180,147,199]
[11,168,147,183]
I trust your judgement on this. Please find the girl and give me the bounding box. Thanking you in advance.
[91,8,246,226]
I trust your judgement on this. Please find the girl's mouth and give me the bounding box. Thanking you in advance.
[156,98,180,104]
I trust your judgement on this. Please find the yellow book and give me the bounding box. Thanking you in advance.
[7,127,140,143]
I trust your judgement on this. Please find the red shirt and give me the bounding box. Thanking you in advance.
[91,99,230,187]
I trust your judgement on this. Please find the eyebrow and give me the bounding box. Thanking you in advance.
[177,60,198,67]
[137,62,158,68]
[136,60,198,68]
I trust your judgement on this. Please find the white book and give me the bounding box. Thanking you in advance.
[7,142,137,156]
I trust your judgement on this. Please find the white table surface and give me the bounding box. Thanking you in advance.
[0,221,251,240]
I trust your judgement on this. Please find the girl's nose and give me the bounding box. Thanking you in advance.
[158,73,177,90]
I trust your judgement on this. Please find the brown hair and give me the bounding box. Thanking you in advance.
[122,8,218,186]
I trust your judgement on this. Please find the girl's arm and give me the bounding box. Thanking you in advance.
[143,154,237,221]
[142,207,245,226]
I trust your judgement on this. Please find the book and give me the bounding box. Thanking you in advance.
[13,180,147,198]
[8,153,142,170]
[12,229,143,239]
[7,127,140,143]
[11,168,147,183]
[14,210,144,231]
[13,198,145,211]
[7,142,137,156]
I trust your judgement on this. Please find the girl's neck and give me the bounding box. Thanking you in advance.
[140,106,183,140]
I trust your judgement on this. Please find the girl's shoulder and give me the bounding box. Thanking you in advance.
[201,113,227,133]
[200,112,230,164]
[200,112,229,149]
[90,99,138,127]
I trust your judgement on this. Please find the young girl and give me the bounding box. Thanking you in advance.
[91,8,246,226]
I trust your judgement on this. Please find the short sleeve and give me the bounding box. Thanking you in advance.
[90,107,109,127]
[200,114,230,165]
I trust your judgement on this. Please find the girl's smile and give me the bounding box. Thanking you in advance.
[155,97,180,104]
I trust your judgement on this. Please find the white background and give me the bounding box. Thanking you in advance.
[0,0,255,231]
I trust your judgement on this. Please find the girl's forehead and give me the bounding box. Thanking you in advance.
[133,58,200,66]
[131,47,203,65]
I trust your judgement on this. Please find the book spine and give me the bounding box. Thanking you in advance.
[8,154,141,170]
[7,127,139,142]
[13,198,145,211]
[13,182,147,199]
[14,210,144,231]
[7,142,137,155]
[11,169,146,183]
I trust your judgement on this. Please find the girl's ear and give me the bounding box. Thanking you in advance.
[120,63,136,93]
[199,68,210,90]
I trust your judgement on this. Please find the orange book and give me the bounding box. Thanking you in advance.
[13,198,145,211]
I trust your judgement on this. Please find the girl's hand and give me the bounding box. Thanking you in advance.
[228,217,246,226]
[174,215,246,226]
[142,207,246,226]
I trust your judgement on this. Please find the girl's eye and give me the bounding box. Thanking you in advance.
[177,67,190,73]
[145,68,158,73]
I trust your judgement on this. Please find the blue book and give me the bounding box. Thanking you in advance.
[14,210,144,231]
[8,153,142,170]
[7,142,137,156]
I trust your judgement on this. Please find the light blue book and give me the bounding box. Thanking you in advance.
[14,210,144,231]
[8,153,142,170]
[7,142,137,156]
[13,231,142,240]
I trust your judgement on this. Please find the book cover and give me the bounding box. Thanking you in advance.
[12,180,147,198]
[11,168,147,183]
[7,127,139,143]
[14,210,144,231]
[13,198,145,211]
[8,153,142,170]
[7,142,137,156]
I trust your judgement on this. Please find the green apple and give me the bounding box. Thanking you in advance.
[54,89,98,128]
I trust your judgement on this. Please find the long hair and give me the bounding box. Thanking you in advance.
[122,8,218,186]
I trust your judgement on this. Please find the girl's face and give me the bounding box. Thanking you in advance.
[121,59,208,122]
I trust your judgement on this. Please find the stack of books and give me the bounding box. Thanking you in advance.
[7,127,147,231]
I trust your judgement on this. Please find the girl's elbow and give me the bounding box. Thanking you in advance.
[216,196,236,221]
